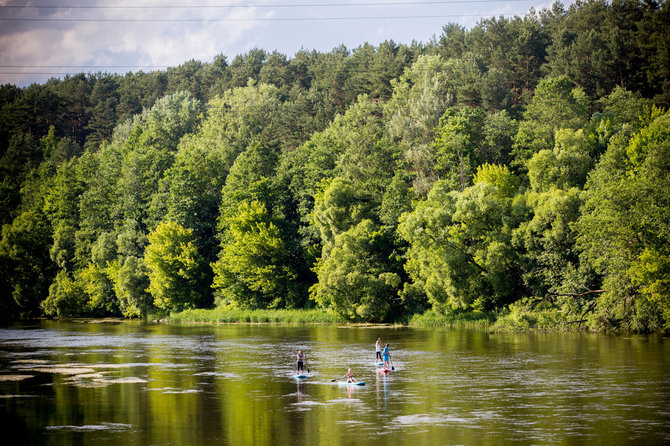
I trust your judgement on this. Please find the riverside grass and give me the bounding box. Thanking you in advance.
[166,308,344,324]
[166,307,497,327]
[407,310,497,328]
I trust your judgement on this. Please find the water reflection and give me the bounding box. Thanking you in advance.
[0,322,668,445]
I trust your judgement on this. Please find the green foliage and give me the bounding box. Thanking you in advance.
[0,208,55,317]
[42,270,89,317]
[311,220,401,322]
[311,177,374,254]
[399,176,525,313]
[280,94,397,259]
[597,86,651,133]
[513,188,586,297]
[107,256,152,318]
[118,92,202,228]
[433,106,486,191]
[577,110,670,330]
[629,248,670,326]
[463,14,549,109]
[512,76,590,168]
[473,163,520,198]
[494,298,567,331]
[145,221,208,312]
[43,158,86,271]
[218,142,279,221]
[1,1,669,330]
[482,110,518,165]
[90,232,117,266]
[526,128,593,192]
[385,54,454,195]
[333,95,399,206]
[79,263,118,315]
[544,0,661,100]
[195,81,283,173]
[380,169,414,228]
[212,200,299,309]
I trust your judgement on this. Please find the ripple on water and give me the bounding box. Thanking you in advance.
[161,389,200,394]
[9,358,49,364]
[45,422,132,432]
[192,371,237,379]
[393,413,479,427]
[0,374,34,381]
[30,367,96,375]
[328,397,364,405]
[291,400,327,411]
[104,377,148,384]
[147,387,199,394]
[337,419,370,426]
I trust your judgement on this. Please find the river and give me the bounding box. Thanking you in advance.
[1,321,668,445]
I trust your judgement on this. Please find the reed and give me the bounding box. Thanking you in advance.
[406,310,496,328]
[165,308,344,324]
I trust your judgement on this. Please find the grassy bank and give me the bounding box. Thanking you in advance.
[165,308,345,324]
[406,310,497,328]
[165,307,501,327]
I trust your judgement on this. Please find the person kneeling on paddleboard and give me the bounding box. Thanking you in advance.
[344,368,357,383]
[296,350,305,375]
[383,344,391,369]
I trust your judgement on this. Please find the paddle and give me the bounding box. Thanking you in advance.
[390,356,395,371]
[306,356,309,374]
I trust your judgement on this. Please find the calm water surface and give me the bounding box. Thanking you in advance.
[0,321,668,445]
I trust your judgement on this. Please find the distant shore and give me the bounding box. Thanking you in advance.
[163,307,496,328]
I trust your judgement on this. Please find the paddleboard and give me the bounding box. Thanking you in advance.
[380,369,391,374]
[376,362,384,366]
[338,381,365,386]
[294,374,307,379]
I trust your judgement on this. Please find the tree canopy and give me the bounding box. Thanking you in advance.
[1,1,669,331]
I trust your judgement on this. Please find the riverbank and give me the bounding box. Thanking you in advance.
[406,310,496,328]
[165,308,345,324]
[164,307,497,328]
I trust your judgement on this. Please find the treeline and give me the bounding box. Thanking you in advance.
[1,1,669,331]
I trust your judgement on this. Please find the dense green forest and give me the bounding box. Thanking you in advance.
[1,0,669,331]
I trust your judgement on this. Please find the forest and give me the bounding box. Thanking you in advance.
[1,0,669,332]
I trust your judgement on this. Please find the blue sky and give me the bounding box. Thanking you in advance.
[0,1,576,87]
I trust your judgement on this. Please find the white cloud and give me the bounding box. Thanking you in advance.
[0,0,266,85]
[0,1,580,86]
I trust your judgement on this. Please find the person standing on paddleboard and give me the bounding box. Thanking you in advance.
[383,344,391,370]
[375,338,382,362]
[296,350,305,375]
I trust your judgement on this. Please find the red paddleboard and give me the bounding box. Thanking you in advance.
[381,369,391,373]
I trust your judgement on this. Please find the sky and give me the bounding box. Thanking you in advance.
[0,0,577,87]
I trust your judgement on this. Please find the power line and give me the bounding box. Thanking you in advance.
[0,65,172,69]
[0,72,162,76]
[0,13,515,22]
[0,72,104,75]
[0,1,533,9]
